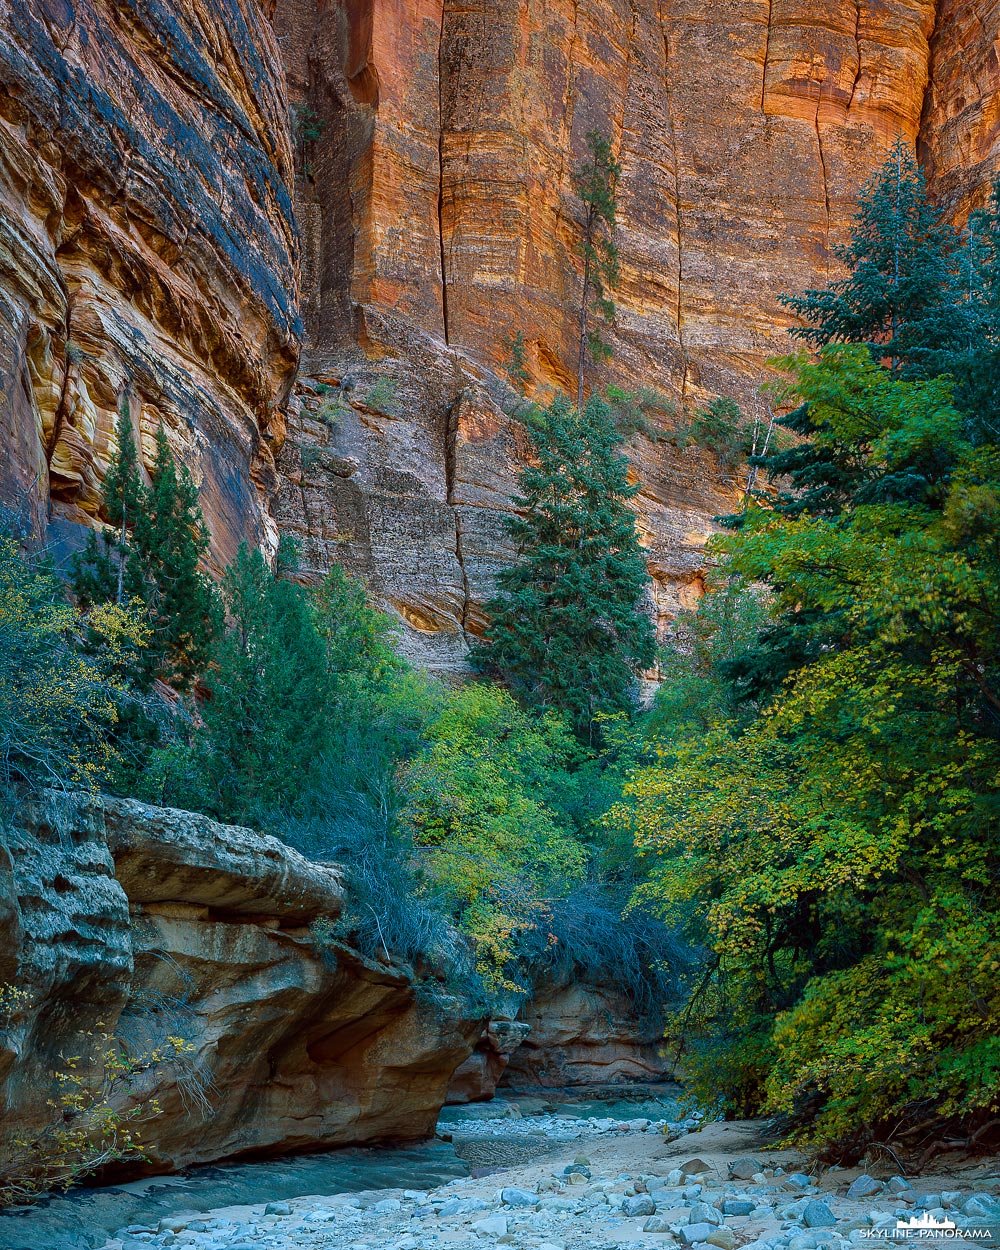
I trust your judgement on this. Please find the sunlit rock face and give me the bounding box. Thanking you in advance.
[0,0,300,569]
[1,0,999,662]
[273,0,986,667]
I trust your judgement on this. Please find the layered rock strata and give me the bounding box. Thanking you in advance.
[0,0,300,568]
[0,792,481,1172]
[2,1,1000,660]
[273,0,988,664]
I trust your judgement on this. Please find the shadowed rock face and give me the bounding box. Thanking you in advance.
[0,0,300,569]
[500,982,674,1089]
[1,1,1000,663]
[0,794,482,1172]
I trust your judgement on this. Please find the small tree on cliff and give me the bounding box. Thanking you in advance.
[471,393,656,740]
[573,130,621,410]
[72,401,217,690]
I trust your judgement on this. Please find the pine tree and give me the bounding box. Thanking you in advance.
[199,543,332,821]
[934,176,1000,443]
[572,131,621,410]
[471,393,656,738]
[72,407,217,690]
[135,425,217,688]
[781,136,954,375]
[505,330,531,392]
[742,142,957,526]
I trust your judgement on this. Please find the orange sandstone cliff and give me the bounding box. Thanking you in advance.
[1,0,998,662]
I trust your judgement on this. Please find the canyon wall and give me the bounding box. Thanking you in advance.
[272,0,991,667]
[0,792,481,1171]
[0,0,299,569]
[1,1,999,660]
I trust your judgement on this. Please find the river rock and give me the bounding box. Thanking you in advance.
[847,1177,883,1199]
[472,1214,508,1236]
[501,1188,537,1208]
[689,1203,724,1227]
[963,1196,997,1218]
[730,1160,762,1181]
[707,1229,737,1250]
[803,1201,837,1228]
[681,1222,717,1245]
[622,1195,656,1217]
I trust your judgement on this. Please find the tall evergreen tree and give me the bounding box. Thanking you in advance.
[781,136,954,375]
[572,131,621,410]
[743,141,957,528]
[72,403,217,690]
[471,393,656,738]
[199,542,331,822]
[934,177,1000,443]
[139,425,217,688]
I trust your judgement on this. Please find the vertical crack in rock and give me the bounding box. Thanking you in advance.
[847,0,863,111]
[915,0,943,169]
[47,322,73,469]
[760,0,772,112]
[444,395,471,642]
[438,3,451,345]
[660,1,689,405]
[814,97,832,276]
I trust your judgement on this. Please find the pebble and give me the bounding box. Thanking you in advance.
[803,1201,836,1228]
[681,1221,716,1244]
[501,1187,537,1207]
[689,1202,723,1227]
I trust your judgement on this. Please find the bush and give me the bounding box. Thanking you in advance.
[517,885,695,1025]
[0,986,193,1207]
[0,533,148,792]
[401,685,588,993]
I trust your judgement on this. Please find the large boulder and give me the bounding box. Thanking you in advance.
[0,793,483,1174]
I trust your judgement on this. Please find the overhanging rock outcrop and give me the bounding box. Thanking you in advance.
[0,792,483,1173]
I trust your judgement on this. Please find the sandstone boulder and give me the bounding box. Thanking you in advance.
[0,792,483,1174]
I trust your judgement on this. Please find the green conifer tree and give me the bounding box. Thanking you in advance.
[781,136,954,374]
[137,425,217,688]
[199,542,331,821]
[572,131,621,410]
[748,141,956,526]
[471,393,656,738]
[935,176,1000,443]
[72,405,216,690]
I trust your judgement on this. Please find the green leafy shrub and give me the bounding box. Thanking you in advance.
[0,533,148,792]
[401,685,588,992]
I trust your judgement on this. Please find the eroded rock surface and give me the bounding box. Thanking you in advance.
[3,1,1000,659]
[0,0,300,567]
[0,793,482,1172]
[446,1019,532,1104]
[502,982,674,1089]
[273,0,1000,665]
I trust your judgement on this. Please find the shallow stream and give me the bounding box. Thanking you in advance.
[0,1085,685,1250]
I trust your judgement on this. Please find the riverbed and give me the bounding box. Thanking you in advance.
[0,1086,688,1250]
